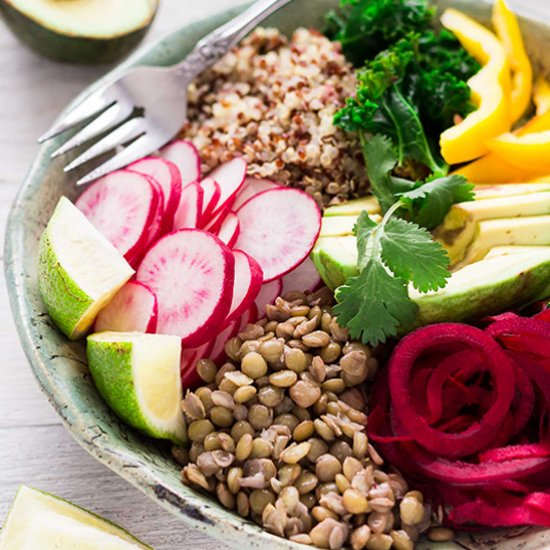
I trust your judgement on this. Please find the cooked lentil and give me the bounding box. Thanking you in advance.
[177,289,442,548]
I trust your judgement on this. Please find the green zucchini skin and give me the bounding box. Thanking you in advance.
[0,1,157,64]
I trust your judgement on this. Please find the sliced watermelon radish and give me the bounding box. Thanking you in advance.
[173,182,203,230]
[181,340,214,390]
[75,170,162,266]
[209,318,240,364]
[129,157,182,233]
[95,281,158,333]
[255,278,283,320]
[281,257,322,296]
[158,139,201,186]
[203,205,230,234]
[217,212,241,248]
[137,229,234,347]
[233,177,279,211]
[143,175,165,249]
[235,188,322,282]
[226,250,264,325]
[207,158,247,215]
[199,178,222,225]
[239,304,259,329]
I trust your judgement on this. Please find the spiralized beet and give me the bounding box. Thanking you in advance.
[368,311,550,528]
[390,324,516,458]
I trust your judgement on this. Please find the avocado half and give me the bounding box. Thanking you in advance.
[0,0,158,64]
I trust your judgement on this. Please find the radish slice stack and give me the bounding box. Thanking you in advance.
[95,281,158,333]
[76,139,322,389]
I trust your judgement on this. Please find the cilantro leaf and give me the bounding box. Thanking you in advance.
[400,174,475,229]
[380,217,450,291]
[334,194,453,345]
[334,259,418,345]
[354,211,378,269]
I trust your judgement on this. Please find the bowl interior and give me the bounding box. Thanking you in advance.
[5,1,550,549]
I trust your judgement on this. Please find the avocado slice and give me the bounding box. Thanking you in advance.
[411,248,550,326]
[324,196,381,217]
[436,193,550,266]
[311,236,358,290]
[313,235,550,325]
[320,213,382,238]
[457,215,550,267]
[473,183,550,200]
[0,0,158,63]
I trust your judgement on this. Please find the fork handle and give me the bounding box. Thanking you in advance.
[175,0,294,80]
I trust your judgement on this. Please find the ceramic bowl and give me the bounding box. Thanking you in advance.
[5,1,550,548]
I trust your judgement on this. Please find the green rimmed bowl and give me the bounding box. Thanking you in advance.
[5,1,550,548]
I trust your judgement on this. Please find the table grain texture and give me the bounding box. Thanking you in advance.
[0,1,547,549]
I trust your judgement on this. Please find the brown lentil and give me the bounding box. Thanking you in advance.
[427,527,455,543]
[315,454,342,482]
[179,292,429,549]
[400,493,425,526]
[269,370,298,388]
[241,352,268,379]
[249,489,276,515]
[293,420,315,442]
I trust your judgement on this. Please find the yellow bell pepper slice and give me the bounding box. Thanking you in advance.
[453,154,534,183]
[528,174,550,183]
[534,75,550,116]
[453,101,550,183]
[487,130,550,171]
[439,9,511,165]
[492,0,532,123]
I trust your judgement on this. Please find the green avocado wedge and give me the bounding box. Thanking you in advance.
[411,247,550,325]
[312,236,550,327]
[0,0,158,63]
[436,191,550,265]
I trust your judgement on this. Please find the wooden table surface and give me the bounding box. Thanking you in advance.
[0,1,547,549]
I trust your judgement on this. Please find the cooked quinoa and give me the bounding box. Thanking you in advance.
[181,28,366,207]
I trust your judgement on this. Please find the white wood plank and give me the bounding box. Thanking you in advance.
[0,1,548,549]
[0,425,224,549]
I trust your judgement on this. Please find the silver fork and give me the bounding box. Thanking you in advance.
[39,0,294,186]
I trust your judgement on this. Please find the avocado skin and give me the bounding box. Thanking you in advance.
[413,263,550,327]
[0,2,156,64]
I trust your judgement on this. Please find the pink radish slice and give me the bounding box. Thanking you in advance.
[254,279,283,320]
[137,229,235,347]
[76,170,162,266]
[173,182,203,230]
[199,178,222,225]
[129,157,182,232]
[239,304,259,329]
[143,176,165,249]
[181,340,214,390]
[226,250,264,325]
[209,319,240,364]
[281,257,322,296]
[235,188,322,282]
[207,158,247,215]
[217,212,240,248]
[233,177,279,211]
[158,140,201,186]
[204,205,230,234]
[95,281,158,333]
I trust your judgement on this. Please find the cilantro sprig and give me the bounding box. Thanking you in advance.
[333,136,474,346]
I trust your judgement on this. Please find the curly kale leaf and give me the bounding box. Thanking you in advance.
[325,0,434,66]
